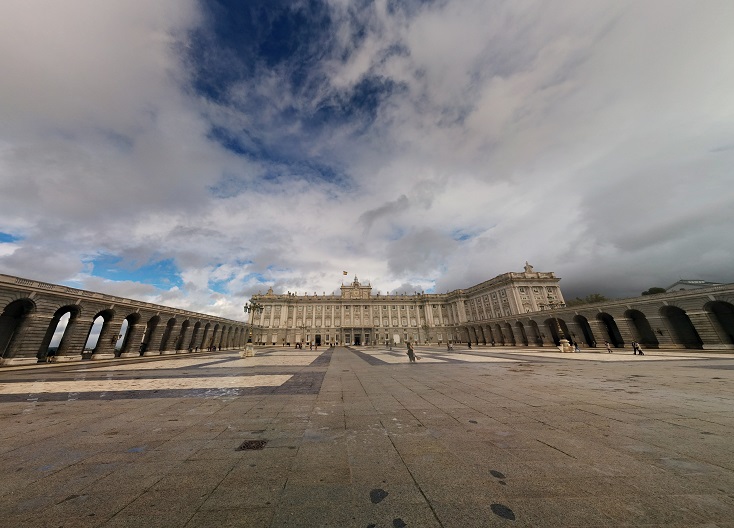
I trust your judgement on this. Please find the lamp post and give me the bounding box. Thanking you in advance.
[243,301,264,357]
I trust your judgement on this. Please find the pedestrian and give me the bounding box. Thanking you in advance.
[574,341,580,352]
[406,341,416,363]
[467,341,472,349]
[605,341,612,353]
[632,341,638,355]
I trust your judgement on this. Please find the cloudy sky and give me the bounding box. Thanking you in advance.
[1,0,733,321]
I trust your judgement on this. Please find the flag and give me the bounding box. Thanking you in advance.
[343,271,348,275]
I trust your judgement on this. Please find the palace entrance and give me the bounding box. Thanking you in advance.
[354,334,361,346]
[315,335,321,346]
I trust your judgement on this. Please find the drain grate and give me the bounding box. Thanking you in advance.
[236,440,268,451]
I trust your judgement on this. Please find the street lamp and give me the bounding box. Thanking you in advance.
[243,301,264,357]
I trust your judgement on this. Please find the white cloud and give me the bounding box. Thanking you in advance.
[0,0,732,318]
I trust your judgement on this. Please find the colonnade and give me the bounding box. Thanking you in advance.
[457,288,734,350]
[0,274,248,365]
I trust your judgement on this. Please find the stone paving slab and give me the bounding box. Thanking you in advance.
[0,347,733,527]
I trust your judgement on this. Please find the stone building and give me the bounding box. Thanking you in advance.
[247,263,564,346]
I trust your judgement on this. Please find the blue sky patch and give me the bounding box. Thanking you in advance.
[88,254,184,289]
[0,232,22,243]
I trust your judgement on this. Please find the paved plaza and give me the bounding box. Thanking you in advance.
[0,345,733,527]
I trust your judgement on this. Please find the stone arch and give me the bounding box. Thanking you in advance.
[494,323,505,345]
[188,321,202,350]
[118,313,140,357]
[210,324,220,349]
[220,325,230,348]
[482,325,494,345]
[573,315,595,347]
[597,312,624,347]
[45,305,83,359]
[515,321,529,346]
[478,326,487,345]
[87,309,116,359]
[705,301,734,345]
[141,315,160,355]
[528,320,543,345]
[176,320,190,351]
[159,318,177,352]
[624,309,659,348]
[503,322,516,345]
[660,306,703,348]
[470,326,479,345]
[0,298,37,361]
[201,322,212,348]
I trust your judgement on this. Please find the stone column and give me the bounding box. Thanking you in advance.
[143,322,166,356]
[687,311,733,350]
[586,319,610,348]
[526,323,543,347]
[565,321,583,345]
[56,316,95,362]
[644,315,678,348]
[539,322,555,347]
[504,324,516,346]
[612,317,635,348]
[120,323,146,358]
[161,321,183,355]
[0,313,54,366]
[177,324,193,353]
[207,326,219,349]
[91,320,124,360]
[188,324,202,351]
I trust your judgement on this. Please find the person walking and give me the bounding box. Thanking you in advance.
[406,341,416,363]
[632,341,638,355]
[605,341,612,353]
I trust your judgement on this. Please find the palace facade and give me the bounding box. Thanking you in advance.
[247,263,564,346]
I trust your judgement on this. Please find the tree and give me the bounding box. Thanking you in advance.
[566,293,608,306]
[641,287,666,296]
